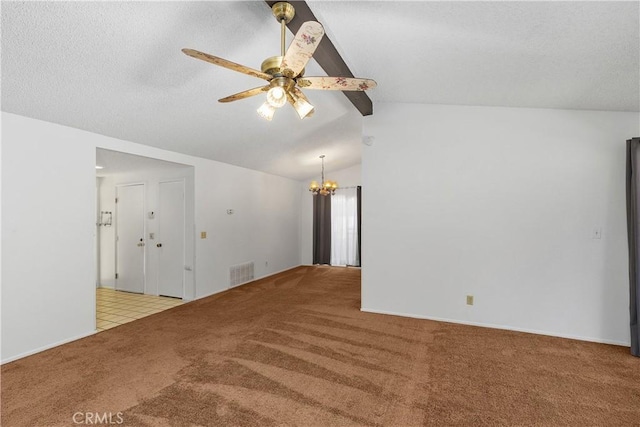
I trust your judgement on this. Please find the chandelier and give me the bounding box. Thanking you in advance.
[309,155,337,196]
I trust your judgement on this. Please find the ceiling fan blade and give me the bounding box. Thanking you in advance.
[281,21,324,78]
[182,48,273,81]
[297,76,377,91]
[218,86,270,103]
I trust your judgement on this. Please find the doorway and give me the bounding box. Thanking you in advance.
[95,148,195,330]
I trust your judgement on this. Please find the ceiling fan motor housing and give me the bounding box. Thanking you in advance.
[270,76,295,92]
[261,56,304,78]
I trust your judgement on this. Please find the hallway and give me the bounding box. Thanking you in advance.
[96,288,183,331]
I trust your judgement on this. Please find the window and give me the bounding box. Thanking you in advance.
[330,187,359,266]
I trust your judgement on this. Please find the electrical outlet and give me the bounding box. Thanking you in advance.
[593,228,602,240]
[200,231,207,239]
[466,295,474,306]
[265,261,268,267]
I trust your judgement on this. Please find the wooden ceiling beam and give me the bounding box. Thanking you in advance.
[264,0,373,116]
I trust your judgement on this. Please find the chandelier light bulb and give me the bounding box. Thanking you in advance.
[266,87,287,108]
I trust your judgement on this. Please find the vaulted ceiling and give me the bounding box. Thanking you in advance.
[2,1,638,180]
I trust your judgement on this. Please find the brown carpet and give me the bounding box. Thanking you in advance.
[2,266,639,426]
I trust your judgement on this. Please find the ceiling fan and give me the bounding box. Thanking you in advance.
[182,1,377,121]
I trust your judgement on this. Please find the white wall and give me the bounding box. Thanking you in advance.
[299,164,361,265]
[362,103,638,345]
[1,112,301,362]
[2,115,97,361]
[98,166,195,298]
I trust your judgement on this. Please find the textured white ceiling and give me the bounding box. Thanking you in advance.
[312,1,640,111]
[2,1,638,180]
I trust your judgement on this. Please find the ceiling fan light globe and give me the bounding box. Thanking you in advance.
[267,87,287,108]
[257,102,276,121]
[293,98,314,119]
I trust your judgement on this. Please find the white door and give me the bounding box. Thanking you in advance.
[116,184,145,293]
[157,180,185,298]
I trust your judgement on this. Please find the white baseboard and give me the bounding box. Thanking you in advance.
[195,265,303,299]
[360,307,630,347]
[2,330,97,364]
[228,264,302,289]
[262,264,304,278]
[193,287,229,300]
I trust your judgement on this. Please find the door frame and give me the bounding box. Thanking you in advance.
[157,178,186,299]
[115,182,147,294]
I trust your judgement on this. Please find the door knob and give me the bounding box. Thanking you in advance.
[157,243,162,248]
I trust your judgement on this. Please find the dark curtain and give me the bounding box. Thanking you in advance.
[357,186,362,267]
[313,195,331,264]
[626,137,640,357]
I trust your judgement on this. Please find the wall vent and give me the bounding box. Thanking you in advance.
[230,261,254,287]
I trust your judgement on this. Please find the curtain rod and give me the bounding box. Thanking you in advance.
[336,185,361,190]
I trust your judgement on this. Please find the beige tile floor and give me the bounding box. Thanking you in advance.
[96,287,184,331]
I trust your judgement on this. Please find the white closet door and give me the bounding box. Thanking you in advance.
[116,184,145,294]
[157,180,185,298]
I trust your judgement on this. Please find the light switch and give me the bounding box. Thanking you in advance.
[200,231,207,239]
